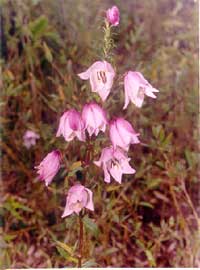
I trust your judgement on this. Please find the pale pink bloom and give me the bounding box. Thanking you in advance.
[123,71,159,109]
[56,109,85,142]
[35,150,61,186]
[106,6,120,26]
[109,117,140,151]
[78,61,115,101]
[23,130,39,149]
[82,102,108,137]
[62,184,94,217]
[94,146,135,184]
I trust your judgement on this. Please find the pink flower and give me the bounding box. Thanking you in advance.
[23,130,39,149]
[94,146,135,183]
[106,6,120,26]
[123,71,159,109]
[56,109,85,142]
[78,61,115,101]
[82,102,108,137]
[35,150,61,186]
[62,184,94,217]
[109,118,140,151]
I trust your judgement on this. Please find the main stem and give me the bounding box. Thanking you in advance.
[78,215,83,267]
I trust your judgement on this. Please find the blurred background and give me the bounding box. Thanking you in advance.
[0,0,199,267]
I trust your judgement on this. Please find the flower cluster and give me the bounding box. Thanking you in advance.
[35,6,159,218]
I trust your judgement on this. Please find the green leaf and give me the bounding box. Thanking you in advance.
[83,216,99,238]
[69,161,82,171]
[4,234,17,242]
[5,81,29,97]
[139,201,154,209]
[102,247,118,256]
[55,240,73,255]
[55,246,78,263]
[162,133,172,147]
[145,249,156,267]
[106,185,121,192]
[43,41,53,62]
[3,198,33,220]
[147,178,162,189]
[68,161,83,177]
[29,16,48,40]
[82,259,98,267]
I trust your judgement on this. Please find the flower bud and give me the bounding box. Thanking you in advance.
[106,6,120,26]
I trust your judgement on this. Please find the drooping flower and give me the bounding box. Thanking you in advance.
[106,6,120,26]
[94,146,135,184]
[109,117,140,151]
[35,150,61,186]
[56,109,85,142]
[78,61,115,101]
[82,102,108,137]
[23,130,40,149]
[62,184,94,217]
[123,71,159,109]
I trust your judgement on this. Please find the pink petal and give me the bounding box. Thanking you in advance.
[85,188,94,211]
[123,83,130,110]
[145,87,158,98]
[62,207,73,218]
[78,69,91,80]
[103,163,111,183]
[121,159,136,174]
[76,130,85,141]
[94,160,101,167]
[110,120,128,150]
[109,164,123,183]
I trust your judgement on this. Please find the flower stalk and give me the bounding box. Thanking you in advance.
[103,20,113,61]
[78,214,84,268]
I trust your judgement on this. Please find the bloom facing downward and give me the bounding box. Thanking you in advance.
[123,71,159,109]
[35,150,61,186]
[82,102,108,137]
[78,61,115,102]
[56,109,85,142]
[109,117,140,151]
[106,6,120,26]
[23,130,40,149]
[94,146,135,184]
[62,184,94,217]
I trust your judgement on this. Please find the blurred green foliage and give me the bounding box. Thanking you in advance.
[0,0,199,267]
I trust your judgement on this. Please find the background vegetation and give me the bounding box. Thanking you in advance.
[1,0,199,267]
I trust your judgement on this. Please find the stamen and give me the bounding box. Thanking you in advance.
[97,71,107,84]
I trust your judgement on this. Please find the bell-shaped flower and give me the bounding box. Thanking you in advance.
[106,6,120,26]
[82,102,108,137]
[123,71,159,109]
[109,117,140,151]
[23,130,40,149]
[94,146,135,184]
[62,184,94,217]
[56,109,85,142]
[35,150,61,186]
[78,61,115,101]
